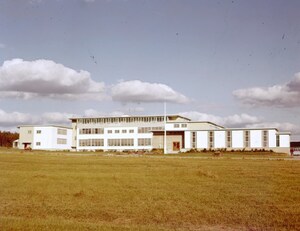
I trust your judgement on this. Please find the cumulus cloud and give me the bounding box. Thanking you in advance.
[246,122,300,134]
[179,111,261,128]
[233,72,300,107]
[0,109,75,129]
[111,80,190,104]
[0,59,106,100]
[0,109,38,127]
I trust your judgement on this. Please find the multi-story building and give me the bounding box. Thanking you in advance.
[17,125,72,150]
[71,115,291,154]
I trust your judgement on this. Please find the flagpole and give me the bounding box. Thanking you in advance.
[164,102,167,154]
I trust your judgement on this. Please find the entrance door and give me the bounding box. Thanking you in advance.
[173,142,180,151]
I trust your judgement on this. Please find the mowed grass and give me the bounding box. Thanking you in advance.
[0,149,299,230]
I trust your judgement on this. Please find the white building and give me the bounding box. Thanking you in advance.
[70,115,291,154]
[17,125,72,150]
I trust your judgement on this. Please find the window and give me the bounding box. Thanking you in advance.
[57,138,67,145]
[57,128,67,135]
[122,129,127,133]
[28,130,32,134]
[244,130,249,148]
[227,131,231,148]
[115,130,120,134]
[209,131,214,148]
[107,130,112,134]
[138,127,150,133]
[129,129,134,133]
[181,124,187,128]
[263,130,268,147]
[191,132,196,148]
[174,124,180,128]
[79,128,104,134]
[79,139,104,147]
[276,135,280,147]
[36,142,41,146]
[108,139,134,146]
[36,130,41,134]
[138,138,151,146]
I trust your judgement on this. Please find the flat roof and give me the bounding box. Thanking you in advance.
[17,125,72,129]
[70,114,191,121]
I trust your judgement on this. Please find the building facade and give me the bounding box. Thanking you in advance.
[17,125,72,150]
[71,115,291,154]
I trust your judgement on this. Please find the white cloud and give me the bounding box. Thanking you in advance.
[0,43,5,49]
[0,109,37,127]
[111,80,190,104]
[0,59,106,101]
[179,111,261,127]
[233,72,300,107]
[246,122,300,135]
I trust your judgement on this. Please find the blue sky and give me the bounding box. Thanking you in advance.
[0,0,300,140]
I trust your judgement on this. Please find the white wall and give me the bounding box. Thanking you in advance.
[280,134,290,147]
[32,127,72,150]
[184,131,191,149]
[268,130,277,148]
[250,130,262,148]
[214,131,226,148]
[232,131,243,148]
[197,131,208,149]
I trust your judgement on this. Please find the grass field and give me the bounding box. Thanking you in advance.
[0,148,299,230]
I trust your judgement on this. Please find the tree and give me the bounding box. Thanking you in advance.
[0,131,19,147]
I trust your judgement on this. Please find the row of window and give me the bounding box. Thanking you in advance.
[79,139,104,147]
[35,138,67,146]
[138,126,164,133]
[79,128,104,134]
[174,124,187,128]
[79,127,164,135]
[194,130,275,148]
[107,129,134,134]
[29,128,67,135]
[78,138,152,147]
[78,116,165,124]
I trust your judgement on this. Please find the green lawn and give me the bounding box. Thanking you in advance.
[0,149,299,230]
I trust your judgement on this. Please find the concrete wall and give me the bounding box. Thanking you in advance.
[197,131,208,149]
[279,134,290,148]
[250,130,262,148]
[232,131,243,148]
[214,131,226,148]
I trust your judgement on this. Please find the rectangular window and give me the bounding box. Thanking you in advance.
[57,128,67,135]
[181,124,187,128]
[138,138,152,146]
[276,135,280,147]
[57,138,67,145]
[209,131,214,148]
[79,139,104,147]
[107,130,112,134]
[122,129,127,133]
[191,132,196,148]
[108,139,134,147]
[262,130,268,147]
[244,130,249,148]
[28,130,32,134]
[227,131,231,148]
[174,124,180,128]
[36,130,41,134]
[129,129,134,133]
[36,142,41,146]
[138,127,150,133]
[115,130,120,134]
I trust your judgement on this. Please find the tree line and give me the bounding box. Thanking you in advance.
[0,131,19,147]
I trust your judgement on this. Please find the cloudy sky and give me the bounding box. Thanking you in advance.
[0,0,300,140]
